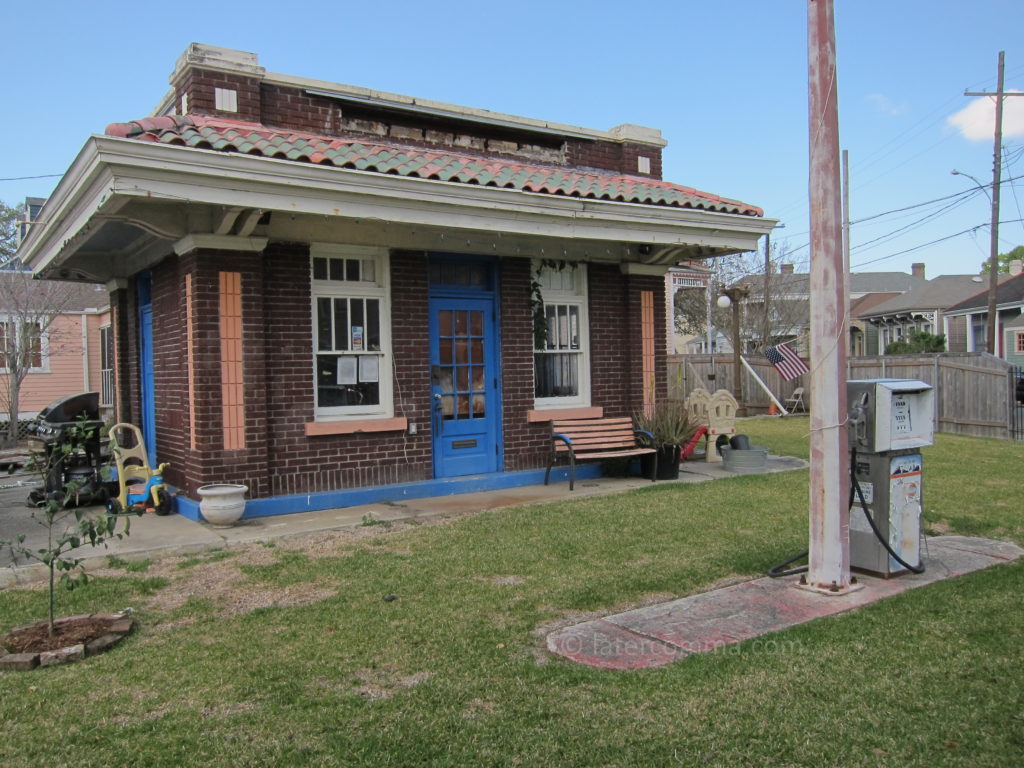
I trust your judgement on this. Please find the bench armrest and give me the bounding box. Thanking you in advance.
[552,433,573,447]
[634,428,654,447]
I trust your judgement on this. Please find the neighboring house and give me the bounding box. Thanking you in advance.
[735,263,925,356]
[0,275,112,429]
[943,266,1024,358]
[857,272,985,355]
[17,43,774,516]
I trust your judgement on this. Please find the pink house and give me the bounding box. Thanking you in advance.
[0,275,112,433]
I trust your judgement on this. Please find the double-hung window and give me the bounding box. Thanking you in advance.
[0,319,46,373]
[311,245,392,418]
[533,262,590,408]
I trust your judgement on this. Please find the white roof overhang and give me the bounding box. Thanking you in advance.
[20,135,776,282]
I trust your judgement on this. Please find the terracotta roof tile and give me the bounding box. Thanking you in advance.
[104,116,762,216]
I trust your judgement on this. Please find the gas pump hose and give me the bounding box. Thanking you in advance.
[849,448,925,575]
[767,449,925,577]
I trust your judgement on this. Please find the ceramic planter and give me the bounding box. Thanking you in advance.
[196,484,248,527]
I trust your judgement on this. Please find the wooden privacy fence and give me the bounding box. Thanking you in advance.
[669,353,1019,440]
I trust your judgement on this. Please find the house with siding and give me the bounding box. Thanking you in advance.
[734,264,925,356]
[856,271,984,355]
[943,266,1024,360]
[17,44,774,518]
[0,274,112,432]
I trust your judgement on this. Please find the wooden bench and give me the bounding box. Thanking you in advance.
[544,417,657,491]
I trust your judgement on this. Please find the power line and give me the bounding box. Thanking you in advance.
[0,174,63,182]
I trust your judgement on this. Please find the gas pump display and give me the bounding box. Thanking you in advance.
[847,380,934,577]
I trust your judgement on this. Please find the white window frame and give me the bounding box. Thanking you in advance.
[0,317,49,374]
[310,244,393,420]
[533,261,591,409]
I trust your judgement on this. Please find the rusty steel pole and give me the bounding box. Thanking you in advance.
[805,0,852,592]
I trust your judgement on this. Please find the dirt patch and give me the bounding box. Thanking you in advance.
[352,667,433,700]
[3,616,115,654]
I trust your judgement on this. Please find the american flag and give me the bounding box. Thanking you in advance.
[764,343,809,381]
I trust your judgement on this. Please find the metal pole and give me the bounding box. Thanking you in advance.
[806,0,852,593]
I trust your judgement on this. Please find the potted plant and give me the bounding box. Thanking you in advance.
[634,400,694,480]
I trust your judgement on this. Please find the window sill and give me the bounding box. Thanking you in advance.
[527,406,603,423]
[305,417,408,436]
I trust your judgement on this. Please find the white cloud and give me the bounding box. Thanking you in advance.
[948,90,1024,141]
[867,93,908,116]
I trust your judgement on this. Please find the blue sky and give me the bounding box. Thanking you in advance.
[3,0,1023,278]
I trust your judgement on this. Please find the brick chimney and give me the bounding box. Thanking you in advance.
[1010,259,1023,277]
[911,262,926,279]
[170,44,265,123]
[780,263,794,275]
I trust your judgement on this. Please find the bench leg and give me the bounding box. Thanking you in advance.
[544,458,553,486]
[568,453,576,491]
[650,451,658,483]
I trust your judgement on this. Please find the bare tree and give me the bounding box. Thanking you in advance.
[0,272,80,446]
[673,246,808,354]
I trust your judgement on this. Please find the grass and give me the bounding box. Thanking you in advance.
[1,419,1022,767]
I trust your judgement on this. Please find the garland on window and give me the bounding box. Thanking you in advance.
[531,259,569,349]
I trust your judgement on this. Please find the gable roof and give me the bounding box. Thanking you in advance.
[738,270,922,297]
[943,272,1024,314]
[859,275,984,318]
[104,116,763,217]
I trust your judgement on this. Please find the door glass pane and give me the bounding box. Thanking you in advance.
[457,366,469,390]
[455,311,468,335]
[472,394,486,417]
[439,310,452,337]
[472,339,484,362]
[440,340,453,365]
[470,311,483,337]
[441,395,454,419]
[457,394,470,417]
[455,339,468,364]
[472,366,484,390]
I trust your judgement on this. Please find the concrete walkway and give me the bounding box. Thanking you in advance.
[547,536,1024,669]
[1,455,806,586]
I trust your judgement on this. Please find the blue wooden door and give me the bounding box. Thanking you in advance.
[137,273,157,467]
[429,296,500,477]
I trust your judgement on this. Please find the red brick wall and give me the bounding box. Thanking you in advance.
[499,258,549,471]
[568,140,663,180]
[177,70,262,123]
[178,66,663,177]
[136,246,666,499]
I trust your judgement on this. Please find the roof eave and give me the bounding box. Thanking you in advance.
[23,136,775,278]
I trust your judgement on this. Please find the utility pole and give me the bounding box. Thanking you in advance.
[964,52,1024,355]
[805,0,853,594]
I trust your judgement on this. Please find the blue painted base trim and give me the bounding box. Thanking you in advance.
[173,464,606,522]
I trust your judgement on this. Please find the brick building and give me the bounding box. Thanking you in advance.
[19,44,774,518]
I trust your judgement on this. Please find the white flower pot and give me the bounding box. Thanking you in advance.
[196,484,248,527]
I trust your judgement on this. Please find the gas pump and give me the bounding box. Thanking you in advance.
[847,379,934,577]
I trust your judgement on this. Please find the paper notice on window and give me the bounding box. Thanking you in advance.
[359,355,379,383]
[338,357,357,385]
[351,326,364,351]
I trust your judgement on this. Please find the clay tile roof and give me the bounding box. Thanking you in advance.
[103,116,763,216]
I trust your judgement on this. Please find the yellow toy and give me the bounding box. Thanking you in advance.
[106,423,172,515]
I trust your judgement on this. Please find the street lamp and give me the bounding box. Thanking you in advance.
[951,168,999,354]
[717,286,750,416]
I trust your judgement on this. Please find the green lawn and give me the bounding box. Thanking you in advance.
[1,419,1022,767]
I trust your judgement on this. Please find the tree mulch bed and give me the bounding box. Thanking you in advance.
[1,613,134,670]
